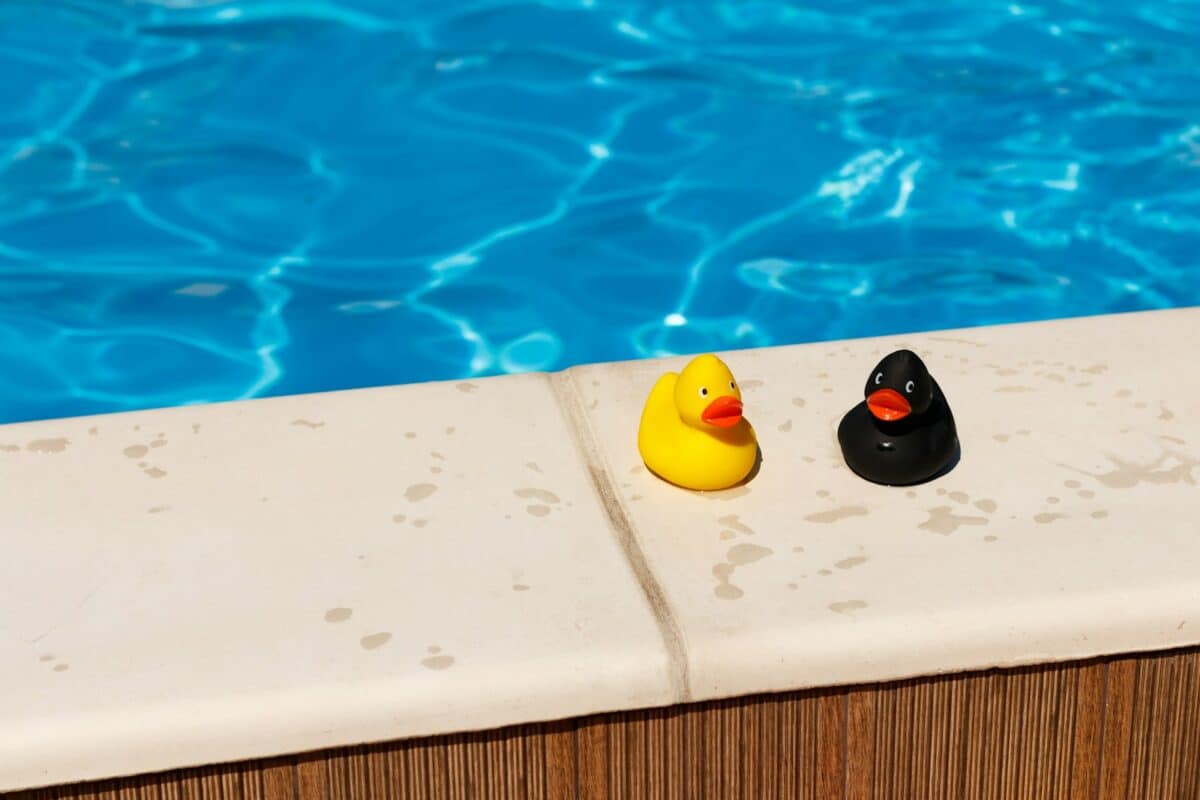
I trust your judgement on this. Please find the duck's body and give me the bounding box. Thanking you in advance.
[837,350,958,486]
[638,355,758,491]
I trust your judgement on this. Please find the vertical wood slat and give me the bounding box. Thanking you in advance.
[1069,661,1106,799]
[10,646,1200,800]
[844,689,875,799]
[1099,657,1138,799]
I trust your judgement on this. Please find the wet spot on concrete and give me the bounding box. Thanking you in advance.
[526,462,542,473]
[150,438,167,448]
[512,584,530,592]
[1115,389,1132,398]
[1082,363,1108,375]
[718,514,754,536]
[124,445,148,459]
[920,506,988,535]
[324,608,352,623]
[393,513,407,524]
[27,438,69,454]
[405,483,438,502]
[1064,480,1081,489]
[787,582,798,590]
[835,555,869,570]
[705,486,751,501]
[422,654,455,670]
[404,432,417,439]
[1079,490,1094,499]
[804,506,868,524]
[1091,510,1109,519]
[712,544,773,599]
[0,443,18,452]
[445,426,456,435]
[39,654,54,662]
[1035,512,1065,524]
[995,386,1035,393]
[792,545,805,553]
[1160,405,1175,422]
[829,600,867,615]
[983,535,998,542]
[740,379,763,390]
[712,563,744,600]
[974,499,997,513]
[360,632,391,650]
[818,569,833,576]
[291,419,325,429]
[527,505,551,517]
[412,519,429,528]
[792,397,806,408]
[192,424,201,434]
[948,491,969,504]
[456,382,477,393]
[1045,373,1065,383]
[1047,496,1060,504]
[143,467,167,479]
[993,434,1010,442]
[148,506,169,514]
[515,488,560,504]
[906,490,917,498]
[1065,451,1200,489]
[727,543,772,566]
[778,420,792,433]
[53,663,69,672]
[816,490,830,498]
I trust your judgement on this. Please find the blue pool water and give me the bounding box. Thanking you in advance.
[1,2,1198,423]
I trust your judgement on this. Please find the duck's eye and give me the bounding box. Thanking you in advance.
[699,387,708,398]
[729,380,736,390]
[874,372,883,385]
[905,380,915,393]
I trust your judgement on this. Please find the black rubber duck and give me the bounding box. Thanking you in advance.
[837,349,958,486]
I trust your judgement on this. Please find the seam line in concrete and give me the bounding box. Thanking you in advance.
[548,370,692,703]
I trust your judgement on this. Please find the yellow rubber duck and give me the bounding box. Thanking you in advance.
[637,354,758,491]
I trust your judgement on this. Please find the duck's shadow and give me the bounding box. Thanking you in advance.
[739,445,764,486]
[646,445,764,495]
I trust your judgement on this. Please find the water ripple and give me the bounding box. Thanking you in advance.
[0,0,1197,422]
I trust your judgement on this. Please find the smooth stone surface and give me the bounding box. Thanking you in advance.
[570,308,1200,701]
[0,376,672,790]
[3,308,1199,791]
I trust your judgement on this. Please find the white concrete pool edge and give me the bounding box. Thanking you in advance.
[2,307,1199,789]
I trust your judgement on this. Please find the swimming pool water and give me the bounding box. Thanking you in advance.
[1,1,1198,423]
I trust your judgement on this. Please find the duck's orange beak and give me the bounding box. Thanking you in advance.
[701,395,743,428]
[867,388,911,421]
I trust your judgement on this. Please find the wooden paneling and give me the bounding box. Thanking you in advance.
[11,646,1200,799]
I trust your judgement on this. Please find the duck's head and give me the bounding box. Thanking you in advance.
[674,354,744,430]
[862,349,934,422]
